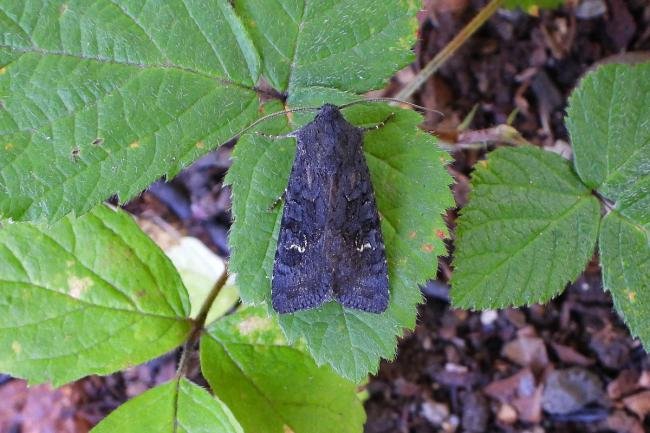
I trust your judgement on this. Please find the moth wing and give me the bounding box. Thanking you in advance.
[331,151,389,313]
[271,147,332,313]
[271,206,331,313]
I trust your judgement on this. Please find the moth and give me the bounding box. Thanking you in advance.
[270,103,390,314]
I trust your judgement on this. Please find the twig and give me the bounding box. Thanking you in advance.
[396,0,504,101]
[172,267,230,431]
[176,265,230,378]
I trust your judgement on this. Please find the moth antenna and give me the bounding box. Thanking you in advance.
[232,106,322,139]
[230,98,442,143]
[339,98,443,115]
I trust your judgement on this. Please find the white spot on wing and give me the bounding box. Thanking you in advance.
[356,242,372,252]
[288,244,306,253]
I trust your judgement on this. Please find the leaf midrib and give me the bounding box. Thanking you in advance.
[0,279,191,323]
[0,44,255,90]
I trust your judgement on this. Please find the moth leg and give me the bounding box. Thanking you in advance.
[267,189,286,212]
[360,113,396,132]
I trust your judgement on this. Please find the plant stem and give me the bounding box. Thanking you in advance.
[176,266,230,378]
[396,0,504,101]
[196,266,230,327]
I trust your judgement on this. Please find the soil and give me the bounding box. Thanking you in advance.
[2,0,649,432]
[367,1,650,432]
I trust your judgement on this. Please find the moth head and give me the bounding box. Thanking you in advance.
[315,104,343,122]
[230,99,439,141]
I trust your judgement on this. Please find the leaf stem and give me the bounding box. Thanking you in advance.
[592,189,615,214]
[395,0,504,101]
[176,265,230,378]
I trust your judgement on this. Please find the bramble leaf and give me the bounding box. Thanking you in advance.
[0,205,191,386]
[0,0,261,221]
[451,146,600,309]
[567,62,650,347]
[233,0,418,92]
[0,0,422,222]
[227,104,453,382]
[599,212,650,346]
[567,62,650,229]
[200,306,365,433]
[91,378,242,433]
[225,0,448,382]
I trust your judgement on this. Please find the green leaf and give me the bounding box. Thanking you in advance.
[233,0,419,92]
[91,378,243,433]
[503,0,565,10]
[200,307,365,433]
[599,211,650,346]
[0,205,191,386]
[0,0,425,223]
[451,146,601,308]
[567,62,650,228]
[0,0,261,221]
[567,62,650,348]
[227,105,453,382]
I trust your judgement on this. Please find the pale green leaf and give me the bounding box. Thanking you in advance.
[0,205,192,386]
[451,146,601,308]
[599,211,650,347]
[0,0,261,221]
[227,104,453,382]
[200,307,365,433]
[91,378,243,433]
[166,236,238,325]
[234,0,419,92]
[567,62,650,228]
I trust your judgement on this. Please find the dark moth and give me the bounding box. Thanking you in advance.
[271,104,389,314]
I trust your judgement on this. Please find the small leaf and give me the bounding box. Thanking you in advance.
[227,105,453,382]
[451,146,601,309]
[200,307,365,433]
[0,0,261,221]
[0,205,191,386]
[91,378,243,433]
[567,62,650,227]
[599,211,650,347]
[234,0,419,92]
